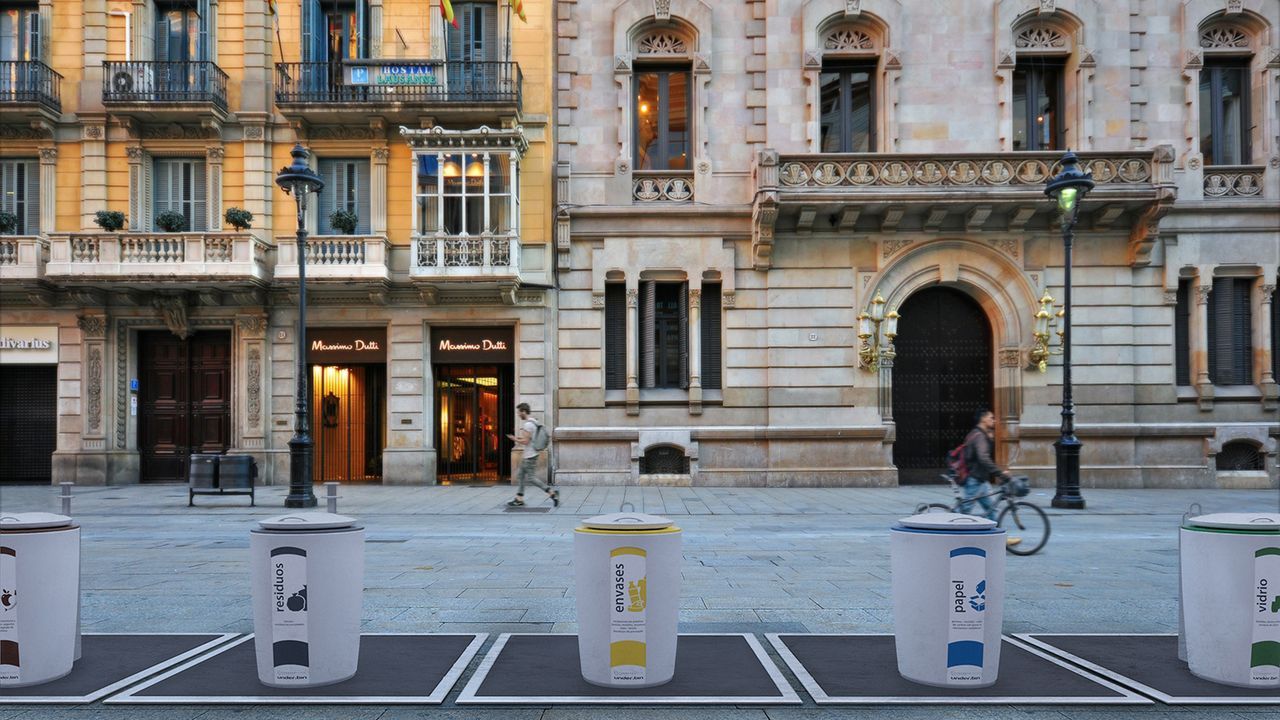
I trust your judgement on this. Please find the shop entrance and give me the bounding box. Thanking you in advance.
[311,364,385,483]
[0,366,56,483]
[434,364,514,483]
[138,330,231,483]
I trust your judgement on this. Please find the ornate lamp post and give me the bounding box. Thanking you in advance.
[1044,151,1094,510]
[857,290,900,373]
[276,144,325,508]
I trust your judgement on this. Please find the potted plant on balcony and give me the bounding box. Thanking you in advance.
[0,212,17,235]
[94,210,126,232]
[155,211,188,233]
[225,207,253,231]
[329,209,358,235]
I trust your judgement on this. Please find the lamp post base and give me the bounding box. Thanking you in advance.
[1052,435,1085,509]
[285,434,318,508]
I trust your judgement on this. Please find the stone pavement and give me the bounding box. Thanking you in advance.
[1,483,1278,719]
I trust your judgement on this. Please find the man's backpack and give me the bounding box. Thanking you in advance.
[530,421,551,452]
[946,441,969,481]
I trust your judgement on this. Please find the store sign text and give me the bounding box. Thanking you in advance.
[437,339,509,353]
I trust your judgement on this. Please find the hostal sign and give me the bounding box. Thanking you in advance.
[345,61,439,87]
[306,328,387,365]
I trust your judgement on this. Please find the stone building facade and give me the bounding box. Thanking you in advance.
[550,0,1280,488]
[0,0,554,486]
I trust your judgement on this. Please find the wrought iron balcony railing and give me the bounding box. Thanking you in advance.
[412,233,520,278]
[102,61,228,109]
[0,60,61,113]
[275,61,522,107]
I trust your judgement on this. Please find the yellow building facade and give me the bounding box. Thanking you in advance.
[0,0,554,486]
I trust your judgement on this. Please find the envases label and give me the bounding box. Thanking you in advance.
[1251,547,1280,685]
[947,546,987,685]
[609,546,647,684]
[270,546,309,684]
[0,547,17,683]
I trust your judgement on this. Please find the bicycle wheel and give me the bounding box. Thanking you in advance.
[997,501,1050,556]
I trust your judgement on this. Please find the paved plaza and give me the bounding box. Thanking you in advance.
[2,483,1278,718]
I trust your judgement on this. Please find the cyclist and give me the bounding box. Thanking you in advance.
[960,408,1021,548]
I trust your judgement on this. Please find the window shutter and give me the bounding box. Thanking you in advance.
[678,282,689,389]
[355,160,371,234]
[191,160,207,231]
[23,160,38,234]
[701,282,721,390]
[0,162,14,223]
[1210,277,1252,386]
[1174,280,1190,386]
[153,160,172,229]
[316,158,334,234]
[356,0,368,58]
[640,280,655,388]
[141,154,154,231]
[197,0,209,60]
[28,10,39,61]
[446,5,464,61]
[1230,279,1253,385]
[605,284,626,390]
[154,15,170,62]
[301,0,323,62]
[480,2,497,62]
[1272,282,1279,383]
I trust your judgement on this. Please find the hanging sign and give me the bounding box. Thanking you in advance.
[306,328,387,364]
[345,60,441,87]
[0,326,57,365]
[432,327,514,364]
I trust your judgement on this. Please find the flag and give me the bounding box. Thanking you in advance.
[267,0,277,15]
[441,0,458,28]
[513,0,527,23]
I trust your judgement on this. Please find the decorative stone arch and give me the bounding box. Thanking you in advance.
[801,0,904,151]
[631,430,698,484]
[1180,2,1279,169]
[1207,426,1277,487]
[994,0,1100,151]
[612,0,713,176]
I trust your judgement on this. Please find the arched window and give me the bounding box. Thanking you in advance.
[1196,17,1256,165]
[1217,440,1264,471]
[632,25,694,172]
[817,22,881,152]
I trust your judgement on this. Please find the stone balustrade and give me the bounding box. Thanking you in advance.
[0,236,48,281]
[275,236,391,282]
[632,172,695,202]
[412,234,520,278]
[46,232,270,285]
[1202,165,1265,198]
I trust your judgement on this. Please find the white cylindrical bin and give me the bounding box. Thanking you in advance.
[250,512,364,688]
[574,512,682,688]
[891,512,1006,688]
[0,513,81,688]
[1181,512,1280,688]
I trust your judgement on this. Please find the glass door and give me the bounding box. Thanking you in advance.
[435,364,512,483]
[311,363,385,483]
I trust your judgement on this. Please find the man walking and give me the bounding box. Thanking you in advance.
[960,408,1020,547]
[507,402,558,507]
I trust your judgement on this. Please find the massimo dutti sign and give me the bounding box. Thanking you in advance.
[0,326,58,365]
[432,327,514,364]
[306,328,387,364]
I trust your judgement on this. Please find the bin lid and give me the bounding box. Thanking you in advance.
[581,512,674,531]
[1185,512,1280,532]
[258,512,357,531]
[897,512,997,531]
[0,512,73,530]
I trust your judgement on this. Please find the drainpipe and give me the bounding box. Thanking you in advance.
[108,11,131,61]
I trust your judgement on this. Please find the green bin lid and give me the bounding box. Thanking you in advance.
[1185,513,1280,532]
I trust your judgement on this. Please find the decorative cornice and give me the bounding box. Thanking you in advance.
[77,314,107,338]
[400,124,529,155]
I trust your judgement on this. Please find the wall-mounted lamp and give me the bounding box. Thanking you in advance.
[1028,291,1065,372]
[857,290,900,373]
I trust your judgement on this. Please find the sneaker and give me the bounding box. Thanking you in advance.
[1006,537,1022,548]
[550,490,560,508]
[507,498,525,507]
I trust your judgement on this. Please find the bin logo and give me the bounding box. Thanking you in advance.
[0,547,18,682]
[1251,547,1280,686]
[609,546,647,684]
[946,546,988,685]
[270,546,309,684]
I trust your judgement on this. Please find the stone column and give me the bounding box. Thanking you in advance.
[688,287,702,415]
[1260,283,1278,410]
[371,147,389,235]
[236,314,268,451]
[207,0,219,63]
[625,287,639,414]
[1194,283,1214,410]
[38,0,52,59]
[386,319,430,483]
[38,147,56,233]
[369,0,384,58]
[126,145,146,230]
[206,146,225,230]
[131,0,150,60]
[241,122,271,237]
[77,314,108,451]
[428,0,444,60]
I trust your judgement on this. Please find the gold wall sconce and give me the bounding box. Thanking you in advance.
[1028,291,1065,372]
[857,290,900,373]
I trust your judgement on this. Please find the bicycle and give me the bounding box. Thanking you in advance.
[914,473,1051,556]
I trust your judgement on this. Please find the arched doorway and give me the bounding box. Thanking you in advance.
[892,286,993,484]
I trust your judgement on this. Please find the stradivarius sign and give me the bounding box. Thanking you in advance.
[0,326,57,365]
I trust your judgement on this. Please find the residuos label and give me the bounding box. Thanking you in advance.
[609,546,647,684]
[947,546,987,685]
[270,546,309,684]
[1252,547,1280,685]
[0,547,17,683]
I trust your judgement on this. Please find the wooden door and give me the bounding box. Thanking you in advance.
[139,330,230,483]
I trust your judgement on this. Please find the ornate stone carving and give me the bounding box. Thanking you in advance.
[882,238,913,258]
[988,238,1019,258]
[243,125,265,140]
[1196,285,1212,305]
[125,145,145,162]
[653,0,670,20]
[206,146,225,161]
[775,154,1153,188]
[1261,284,1277,299]
[633,175,693,202]
[637,32,687,55]
[1204,167,1264,197]
[844,0,861,16]
[592,293,606,308]
[142,123,217,140]
[689,288,701,309]
[1038,0,1056,14]
[626,289,638,308]
[371,147,390,161]
[87,347,102,431]
[77,314,107,338]
[0,126,49,140]
[308,125,374,140]
[152,295,192,339]
[1200,24,1249,49]
[38,147,57,162]
[1188,155,1202,169]
[1163,290,1179,305]
[1000,348,1022,368]
[1015,25,1068,50]
[722,293,736,308]
[247,346,261,427]
[83,124,104,140]
[824,28,875,52]
[1226,0,1243,14]
[238,316,268,335]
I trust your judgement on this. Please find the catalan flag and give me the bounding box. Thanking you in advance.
[513,0,527,23]
[441,0,458,28]
[267,0,277,15]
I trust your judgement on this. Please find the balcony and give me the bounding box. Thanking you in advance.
[750,147,1177,269]
[275,236,391,283]
[101,61,228,124]
[274,60,522,124]
[412,233,520,280]
[0,236,48,282]
[46,232,268,289]
[0,61,62,124]
[1203,165,1266,199]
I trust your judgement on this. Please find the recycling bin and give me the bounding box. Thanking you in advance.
[574,511,682,687]
[250,512,364,687]
[1181,512,1280,688]
[891,512,1006,688]
[0,513,81,688]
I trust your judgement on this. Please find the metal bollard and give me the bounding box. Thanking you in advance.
[325,482,340,514]
[60,482,74,516]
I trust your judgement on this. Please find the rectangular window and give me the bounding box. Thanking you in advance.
[605,283,626,391]
[1199,60,1251,165]
[414,151,516,236]
[0,6,39,61]
[1207,277,1253,386]
[0,158,38,234]
[634,67,691,171]
[1012,59,1064,151]
[638,281,688,389]
[1174,280,1191,386]
[316,158,371,235]
[819,62,875,153]
[152,158,205,232]
[701,282,722,390]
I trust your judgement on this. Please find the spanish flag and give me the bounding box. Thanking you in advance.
[513,0,527,23]
[441,0,458,28]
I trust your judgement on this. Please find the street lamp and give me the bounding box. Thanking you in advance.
[276,143,325,508]
[857,290,900,373]
[1044,150,1094,510]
